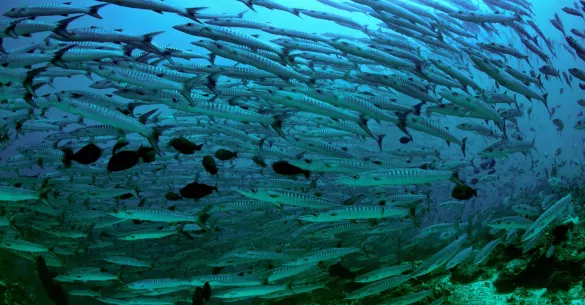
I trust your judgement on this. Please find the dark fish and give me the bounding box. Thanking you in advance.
[487,169,496,175]
[192,282,211,305]
[107,151,138,172]
[202,155,218,175]
[470,178,479,185]
[252,155,267,168]
[560,88,564,95]
[328,262,354,279]
[165,192,182,201]
[473,168,480,174]
[451,184,477,200]
[214,149,238,161]
[580,83,585,90]
[62,143,102,167]
[37,256,68,305]
[108,146,154,172]
[170,137,203,155]
[399,136,411,144]
[272,160,310,179]
[180,182,217,200]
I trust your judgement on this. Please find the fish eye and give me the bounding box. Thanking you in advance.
[186,23,194,26]
[251,188,257,193]
[352,174,359,179]
[313,212,319,216]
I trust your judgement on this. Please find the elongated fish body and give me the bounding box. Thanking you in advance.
[174,23,283,55]
[108,209,200,223]
[0,239,50,253]
[412,234,468,277]
[49,95,161,154]
[103,256,152,268]
[488,216,533,229]
[301,206,409,223]
[449,11,521,23]
[126,278,191,290]
[438,89,504,128]
[346,274,411,299]
[522,194,573,241]
[445,246,473,269]
[288,136,356,159]
[474,239,502,265]
[267,263,316,284]
[0,185,43,202]
[337,169,457,186]
[289,158,385,174]
[237,188,335,208]
[286,247,361,266]
[214,285,286,299]
[430,59,482,93]
[4,3,107,18]
[192,40,309,82]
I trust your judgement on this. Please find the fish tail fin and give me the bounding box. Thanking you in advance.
[240,0,256,12]
[412,102,425,116]
[50,44,76,69]
[88,3,108,19]
[358,114,374,138]
[271,115,286,138]
[407,206,421,229]
[376,134,385,152]
[146,126,166,157]
[62,147,74,168]
[450,171,465,186]
[141,31,165,50]
[292,8,302,17]
[85,223,96,243]
[196,205,213,232]
[0,38,5,54]
[542,93,551,117]
[207,53,216,64]
[237,9,249,18]
[39,183,52,207]
[181,76,205,104]
[184,7,208,23]
[205,72,222,97]
[54,15,83,39]
[202,282,211,301]
[461,137,467,157]
[359,239,371,258]
[23,67,47,105]
[309,176,319,190]
[395,111,413,139]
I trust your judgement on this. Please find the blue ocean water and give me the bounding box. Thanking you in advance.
[0,0,584,304]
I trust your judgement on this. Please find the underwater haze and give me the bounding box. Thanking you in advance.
[0,0,584,304]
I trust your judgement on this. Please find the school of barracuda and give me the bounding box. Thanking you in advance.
[0,0,583,304]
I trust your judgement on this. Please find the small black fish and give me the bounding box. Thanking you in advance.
[165,192,182,201]
[37,256,68,305]
[452,184,477,200]
[202,155,218,175]
[180,182,217,200]
[192,282,211,305]
[473,168,480,174]
[272,160,310,179]
[214,149,238,161]
[252,155,267,168]
[108,151,139,172]
[579,83,585,90]
[328,262,354,279]
[470,178,479,185]
[399,136,411,144]
[170,138,203,155]
[488,169,496,175]
[62,143,102,167]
